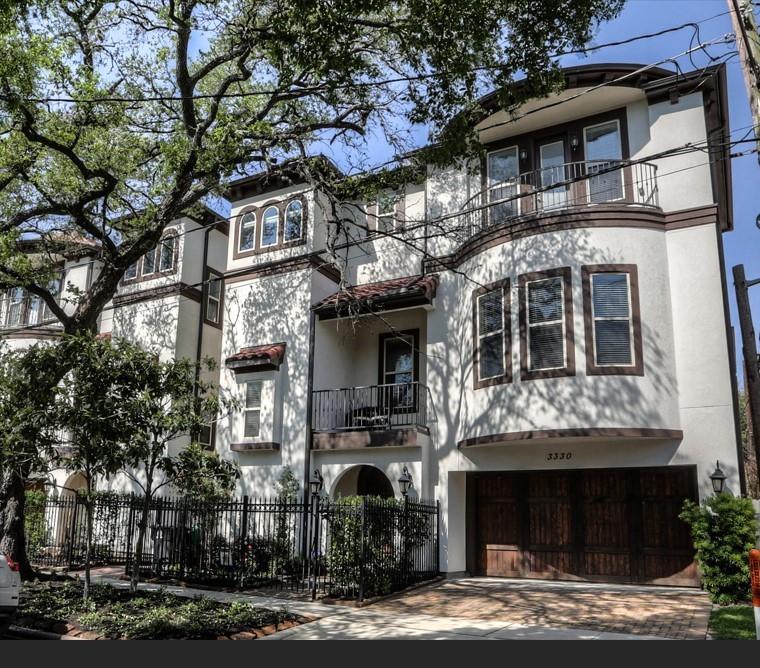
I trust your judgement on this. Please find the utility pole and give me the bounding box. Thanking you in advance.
[728,0,760,161]
[734,264,760,486]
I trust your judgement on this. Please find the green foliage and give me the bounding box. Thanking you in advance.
[23,489,48,557]
[680,493,759,605]
[327,496,432,598]
[275,466,300,498]
[709,605,757,640]
[20,580,291,639]
[0,0,622,336]
[165,443,239,502]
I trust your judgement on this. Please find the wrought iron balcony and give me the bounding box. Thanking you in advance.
[312,381,429,433]
[442,159,659,244]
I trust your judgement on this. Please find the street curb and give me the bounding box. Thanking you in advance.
[7,625,85,640]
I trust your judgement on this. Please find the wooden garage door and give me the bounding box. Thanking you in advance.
[472,467,699,586]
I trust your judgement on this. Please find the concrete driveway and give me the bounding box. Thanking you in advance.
[267,577,712,640]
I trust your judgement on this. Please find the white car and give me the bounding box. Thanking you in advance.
[0,553,21,635]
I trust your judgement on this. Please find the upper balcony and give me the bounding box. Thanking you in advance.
[442,159,659,249]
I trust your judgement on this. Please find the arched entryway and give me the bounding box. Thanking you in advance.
[61,472,88,497]
[332,465,394,499]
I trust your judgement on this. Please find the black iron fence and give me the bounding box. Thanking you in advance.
[25,493,439,601]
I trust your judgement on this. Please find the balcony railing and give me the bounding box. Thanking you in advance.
[443,159,659,244]
[312,382,429,432]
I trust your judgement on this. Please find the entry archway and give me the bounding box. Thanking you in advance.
[332,465,394,499]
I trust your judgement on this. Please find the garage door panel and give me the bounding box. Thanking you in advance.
[472,466,699,586]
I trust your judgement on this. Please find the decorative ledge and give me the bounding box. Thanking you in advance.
[230,442,281,453]
[457,427,684,448]
[312,427,427,451]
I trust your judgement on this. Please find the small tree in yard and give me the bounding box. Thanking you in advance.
[164,443,239,503]
[54,334,149,600]
[121,355,239,592]
[680,493,759,605]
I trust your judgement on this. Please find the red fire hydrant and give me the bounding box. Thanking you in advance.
[750,549,760,640]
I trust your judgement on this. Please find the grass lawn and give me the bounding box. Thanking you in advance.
[17,580,297,639]
[709,605,756,640]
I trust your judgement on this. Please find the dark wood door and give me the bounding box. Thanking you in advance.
[472,466,699,586]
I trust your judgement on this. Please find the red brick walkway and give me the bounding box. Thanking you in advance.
[373,578,712,639]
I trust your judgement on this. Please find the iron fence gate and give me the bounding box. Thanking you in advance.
[26,493,439,601]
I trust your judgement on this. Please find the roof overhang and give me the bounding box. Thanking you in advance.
[312,274,439,321]
[225,342,287,373]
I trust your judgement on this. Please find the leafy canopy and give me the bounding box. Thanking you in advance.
[0,0,622,333]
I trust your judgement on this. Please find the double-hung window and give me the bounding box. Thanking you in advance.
[473,280,510,388]
[520,268,575,379]
[376,190,399,234]
[205,272,223,325]
[244,380,262,438]
[582,265,642,375]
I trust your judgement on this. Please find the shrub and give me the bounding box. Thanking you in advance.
[680,493,758,605]
[24,489,49,558]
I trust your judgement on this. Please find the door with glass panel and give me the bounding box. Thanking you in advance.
[584,121,623,203]
[486,147,520,226]
[381,332,416,413]
[538,140,568,210]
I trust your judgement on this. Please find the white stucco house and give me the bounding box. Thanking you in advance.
[1,62,744,586]
[214,63,743,586]
[0,207,229,492]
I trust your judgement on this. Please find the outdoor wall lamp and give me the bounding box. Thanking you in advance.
[570,135,580,151]
[398,466,413,497]
[709,461,727,494]
[519,148,528,161]
[309,469,323,497]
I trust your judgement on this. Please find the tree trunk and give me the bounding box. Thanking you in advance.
[0,468,34,580]
[130,478,153,594]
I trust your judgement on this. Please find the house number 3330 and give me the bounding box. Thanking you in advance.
[546,452,572,461]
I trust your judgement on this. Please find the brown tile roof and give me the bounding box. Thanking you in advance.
[313,274,438,317]
[225,342,287,369]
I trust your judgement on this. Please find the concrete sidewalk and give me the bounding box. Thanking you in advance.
[90,573,663,640]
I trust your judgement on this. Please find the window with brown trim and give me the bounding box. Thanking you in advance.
[472,279,511,388]
[204,269,224,327]
[232,194,308,259]
[582,264,643,376]
[121,230,179,284]
[519,267,575,380]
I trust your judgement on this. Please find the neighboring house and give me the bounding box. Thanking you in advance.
[0,208,228,494]
[216,63,743,587]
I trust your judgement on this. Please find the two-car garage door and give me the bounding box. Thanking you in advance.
[470,466,699,586]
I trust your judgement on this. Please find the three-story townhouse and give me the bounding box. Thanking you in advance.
[217,62,743,587]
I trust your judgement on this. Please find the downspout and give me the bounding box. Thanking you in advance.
[301,310,317,558]
[193,225,214,400]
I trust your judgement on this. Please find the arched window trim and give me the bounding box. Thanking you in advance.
[284,199,304,243]
[260,206,280,248]
[238,210,257,252]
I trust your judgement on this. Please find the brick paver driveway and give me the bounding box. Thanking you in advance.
[372,578,712,640]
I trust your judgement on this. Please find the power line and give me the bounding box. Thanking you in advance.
[0,12,734,106]
[1,138,754,338]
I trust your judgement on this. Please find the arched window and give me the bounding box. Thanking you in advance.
[284,200,303,242]
[260,206,279,247]
[159,233,177,272]
[238,211,256,252]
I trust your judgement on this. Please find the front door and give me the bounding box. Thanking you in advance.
[538,139,567,210]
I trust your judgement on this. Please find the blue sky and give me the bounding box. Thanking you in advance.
[559,0,760,388]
